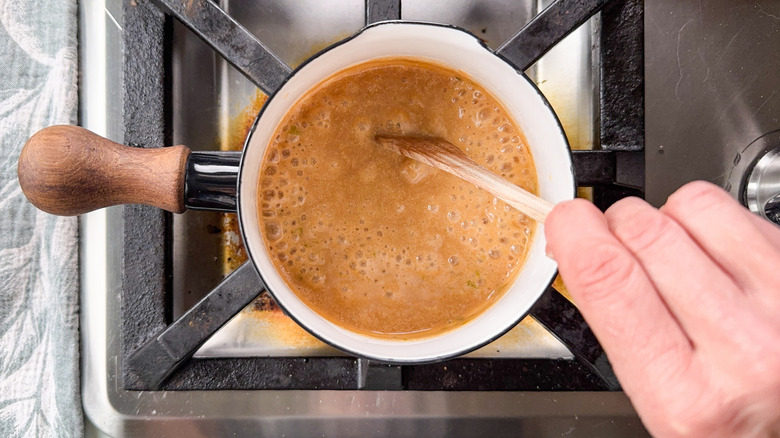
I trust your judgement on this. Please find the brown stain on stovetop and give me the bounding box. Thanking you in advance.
[220,89,272,299]
[218,89,327,346]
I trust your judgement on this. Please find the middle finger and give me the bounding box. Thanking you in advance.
[604,197,754,352]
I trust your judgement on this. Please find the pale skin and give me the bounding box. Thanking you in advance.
[544,181,780,438]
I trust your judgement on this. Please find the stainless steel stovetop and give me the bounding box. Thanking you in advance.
[80,0,780,436]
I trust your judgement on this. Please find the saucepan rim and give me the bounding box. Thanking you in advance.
[235,20,575,363]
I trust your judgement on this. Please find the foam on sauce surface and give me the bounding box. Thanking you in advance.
[258,57,537,339]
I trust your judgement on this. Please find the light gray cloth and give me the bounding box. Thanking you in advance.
[0,0,82,437]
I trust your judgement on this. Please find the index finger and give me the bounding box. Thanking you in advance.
[545,199,694,395]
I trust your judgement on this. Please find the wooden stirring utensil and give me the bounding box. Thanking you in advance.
[375,135,554,223]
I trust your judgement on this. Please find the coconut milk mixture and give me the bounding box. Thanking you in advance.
[258,58,537,339]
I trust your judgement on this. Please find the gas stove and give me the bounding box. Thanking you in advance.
[79,0,780,436]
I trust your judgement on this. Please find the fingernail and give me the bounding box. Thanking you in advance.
[545,245,556,261]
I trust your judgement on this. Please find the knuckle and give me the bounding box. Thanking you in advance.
[741,318,780,382]
[607,200,679,255]
[640,341,693,386]
[547,198,599,230]
[663,181,728,216]
[663,389,733,438]
[666,403,724,438]
[646,369,712,435]
[565,240,640,302]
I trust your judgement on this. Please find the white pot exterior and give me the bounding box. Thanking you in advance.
[238,22,574,362]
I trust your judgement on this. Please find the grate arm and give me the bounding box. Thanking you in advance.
[152,0,292,95]
[127,262,266,389]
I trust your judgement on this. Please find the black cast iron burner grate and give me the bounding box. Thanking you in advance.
[122,0,644,391]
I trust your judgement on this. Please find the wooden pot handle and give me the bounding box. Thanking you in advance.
[17,125,190,216]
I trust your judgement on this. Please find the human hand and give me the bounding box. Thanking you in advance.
[544,181,780,438]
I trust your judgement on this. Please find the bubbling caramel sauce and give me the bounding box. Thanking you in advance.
[258,57,537,339]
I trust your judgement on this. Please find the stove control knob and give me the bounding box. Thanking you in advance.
[745,148,780,225]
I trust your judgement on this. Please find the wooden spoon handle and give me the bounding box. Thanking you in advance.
[453,160,554,223]
[376,136,554,223]
[17,125,190,216]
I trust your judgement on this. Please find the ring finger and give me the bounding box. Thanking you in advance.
[604,197,754,355]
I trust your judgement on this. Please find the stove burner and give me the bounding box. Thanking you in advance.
[726,131,780,225]
[123,0,644,391]
[746,148,780,224]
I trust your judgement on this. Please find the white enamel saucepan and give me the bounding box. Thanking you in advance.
[18,22,574,365]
